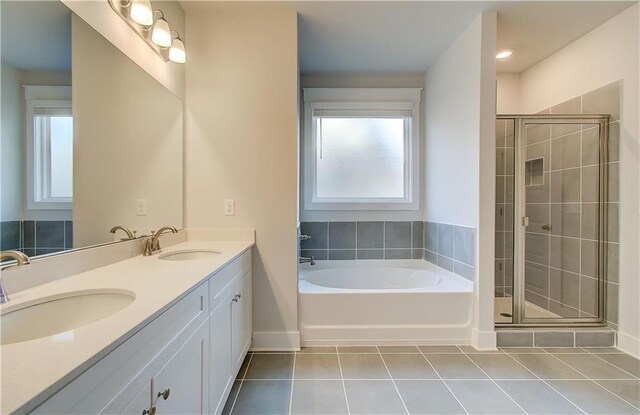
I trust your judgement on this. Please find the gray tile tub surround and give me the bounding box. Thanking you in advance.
[0,220,73,257]
[423,222,476,281]
[299,221,424,260]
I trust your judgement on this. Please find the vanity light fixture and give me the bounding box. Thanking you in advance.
[496,49,513,59]
[151,10,172,48]
[108,0,186,64]
[169,31,186,63]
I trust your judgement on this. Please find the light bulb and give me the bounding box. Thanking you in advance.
[130,0,153,26]
[169,36,186,63]
[496,49,513,59]
[151,17,171,47]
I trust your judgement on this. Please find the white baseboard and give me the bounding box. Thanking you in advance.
[617,331,640,358]
[251,331,300,351]
[471,328,497,350]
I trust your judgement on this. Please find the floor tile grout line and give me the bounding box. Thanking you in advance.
[581,348,640,380]
[288,352,296,415]
[458,346,530,415]
[376,346,410,415]
[417,346,470,415]
[335,346,352,415]
[229,352,254,415]
[501,349,588,415]
[543,349,640,411]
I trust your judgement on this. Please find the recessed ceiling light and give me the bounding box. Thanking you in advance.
[496,50,513,59]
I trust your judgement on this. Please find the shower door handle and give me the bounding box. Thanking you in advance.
[541,224,552,231]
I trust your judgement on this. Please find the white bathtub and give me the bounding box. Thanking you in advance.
[299,260,474,345]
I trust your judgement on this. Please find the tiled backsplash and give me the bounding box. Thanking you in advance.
[300,221,476,281]
[0,220,73,257]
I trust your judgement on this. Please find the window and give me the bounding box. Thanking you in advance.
[303,88,421,210]
[25,86,73,210]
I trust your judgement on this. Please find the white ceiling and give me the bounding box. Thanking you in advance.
[182,1,635,74]
[1,1,72,71]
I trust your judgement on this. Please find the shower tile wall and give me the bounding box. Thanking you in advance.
[0,220,73,257]
[497,81,620,328]
[495,119,515,297]
[300,221,476,281]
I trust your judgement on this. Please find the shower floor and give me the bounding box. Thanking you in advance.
[495,297,560,323]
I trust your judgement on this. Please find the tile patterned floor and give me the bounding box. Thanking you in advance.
[223,346,640,415]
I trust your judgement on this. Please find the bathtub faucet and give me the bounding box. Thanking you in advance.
[299,256,316,266]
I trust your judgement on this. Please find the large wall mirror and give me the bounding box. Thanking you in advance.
[1,1,183,258]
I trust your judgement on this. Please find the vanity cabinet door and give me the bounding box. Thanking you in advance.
[231,271,252,370]
[117,381,152,415]
[209,291,234,414]
[152,321,209,415]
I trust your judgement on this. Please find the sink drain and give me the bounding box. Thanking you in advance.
[500,312,512,318]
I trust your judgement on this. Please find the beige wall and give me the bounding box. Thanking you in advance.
[496,73,520,114]
[184,9,300,348]
[424,12,497,349]
[72,15,183,247]
[1,63,23,221]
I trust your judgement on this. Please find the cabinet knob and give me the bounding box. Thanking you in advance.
[142,406,156,415]
[158,388,171,400]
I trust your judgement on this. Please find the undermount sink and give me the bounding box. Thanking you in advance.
[1,290,135,345]
[158,249,221,261]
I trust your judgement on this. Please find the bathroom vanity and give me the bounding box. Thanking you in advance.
[1,239,254,415]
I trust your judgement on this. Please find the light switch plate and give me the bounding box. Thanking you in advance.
[224,199,235,216]
[136,199,148,216]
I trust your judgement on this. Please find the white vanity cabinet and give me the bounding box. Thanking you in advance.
[33,249,252,415]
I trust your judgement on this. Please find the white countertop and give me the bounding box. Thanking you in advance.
[0,239,254,414]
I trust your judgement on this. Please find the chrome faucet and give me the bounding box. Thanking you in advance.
[110,225,136,240]
[143,226,178,256]
[299,256,316,266]
[0,250,32,304]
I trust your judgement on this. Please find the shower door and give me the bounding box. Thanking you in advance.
[499,115,608,326]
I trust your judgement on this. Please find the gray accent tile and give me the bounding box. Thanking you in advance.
[294,354,342,379]
[454,261,474,281]
[496,119,506,147]
[581,203,599,241]
[496,380,582,414]
[300,222,328,249]
[608,162,619,202]
[384,221,411,248]
[549,269,580,309]
[534,331,574,347]
[426,354,487,379]
[424,221,438,251]
[496,176,505,203]
[244,353,294,379]
[0,221,21,251]
[525,261,549,296]
[500,348,547,354]
[543,348,588,354]
[298,347,337,354]
[606,282,619,324]
[595,354,640,378]
[291,380,348,414]
[411,221,423,249]
[356,249,383,260]
[581,81,620,121]
[64,221,73,249]
[581,165,599,203]
[497,331,533,348]
[496,147,506,175]
[411,248,423,259]
[328,222,356,249]
[550,203,580,238]
[35,221,65,248]
[606,243,619,283]
[550,96,581,115]
[418,346,462,354]
[381,353,438,379]
[36,248,64,256]
[343,380,406,415]
[526,123,550,145]
[339,354,390,379]
[607,203,619,242]
[424,249,437,264]
[300,249,327,260]
[467,354,536,379]
[328,250,356,260]
[551,132,581,170]
[232,380,291,414]
[582,126,600,166]
[526,203,550,234]
[396,380,466,414]
[525,233,549,265]
[22,221,35,248]
[356,221,383,249]
[453,226,474,266]
[525,172,550,203]
[580,276,598,316]
[338,346,378,353]
[437,223,454,257]
[580,240,598,277]
[582,347,623,354]
[385,249,411,259]
[510,354,585,379]
[550,236,580,274]
[437,255,454,272]
[446,380,525,414]
[575,331,616,348]
[548,380,638,414]
[609,121,620,162]
[550,168,581,203]
[378,346,419,353]
[595,380,640,409]
[526,141,549,170]
[549,300,580,318]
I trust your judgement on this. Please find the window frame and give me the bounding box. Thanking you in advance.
[25,85,73,210]
[303,88,421,211]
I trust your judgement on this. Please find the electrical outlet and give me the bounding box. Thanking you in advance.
[136,199,148,216]
[224,199,235,216]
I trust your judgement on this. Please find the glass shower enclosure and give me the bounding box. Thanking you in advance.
[496,115,609,326]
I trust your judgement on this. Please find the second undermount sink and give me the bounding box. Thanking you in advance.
[158,249,221,261]
[1,290,135,345]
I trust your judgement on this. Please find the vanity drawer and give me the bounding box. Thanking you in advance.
[208,249,251,313]
[34,282,209,414]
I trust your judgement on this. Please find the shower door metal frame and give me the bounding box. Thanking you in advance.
[497,114,609,327]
